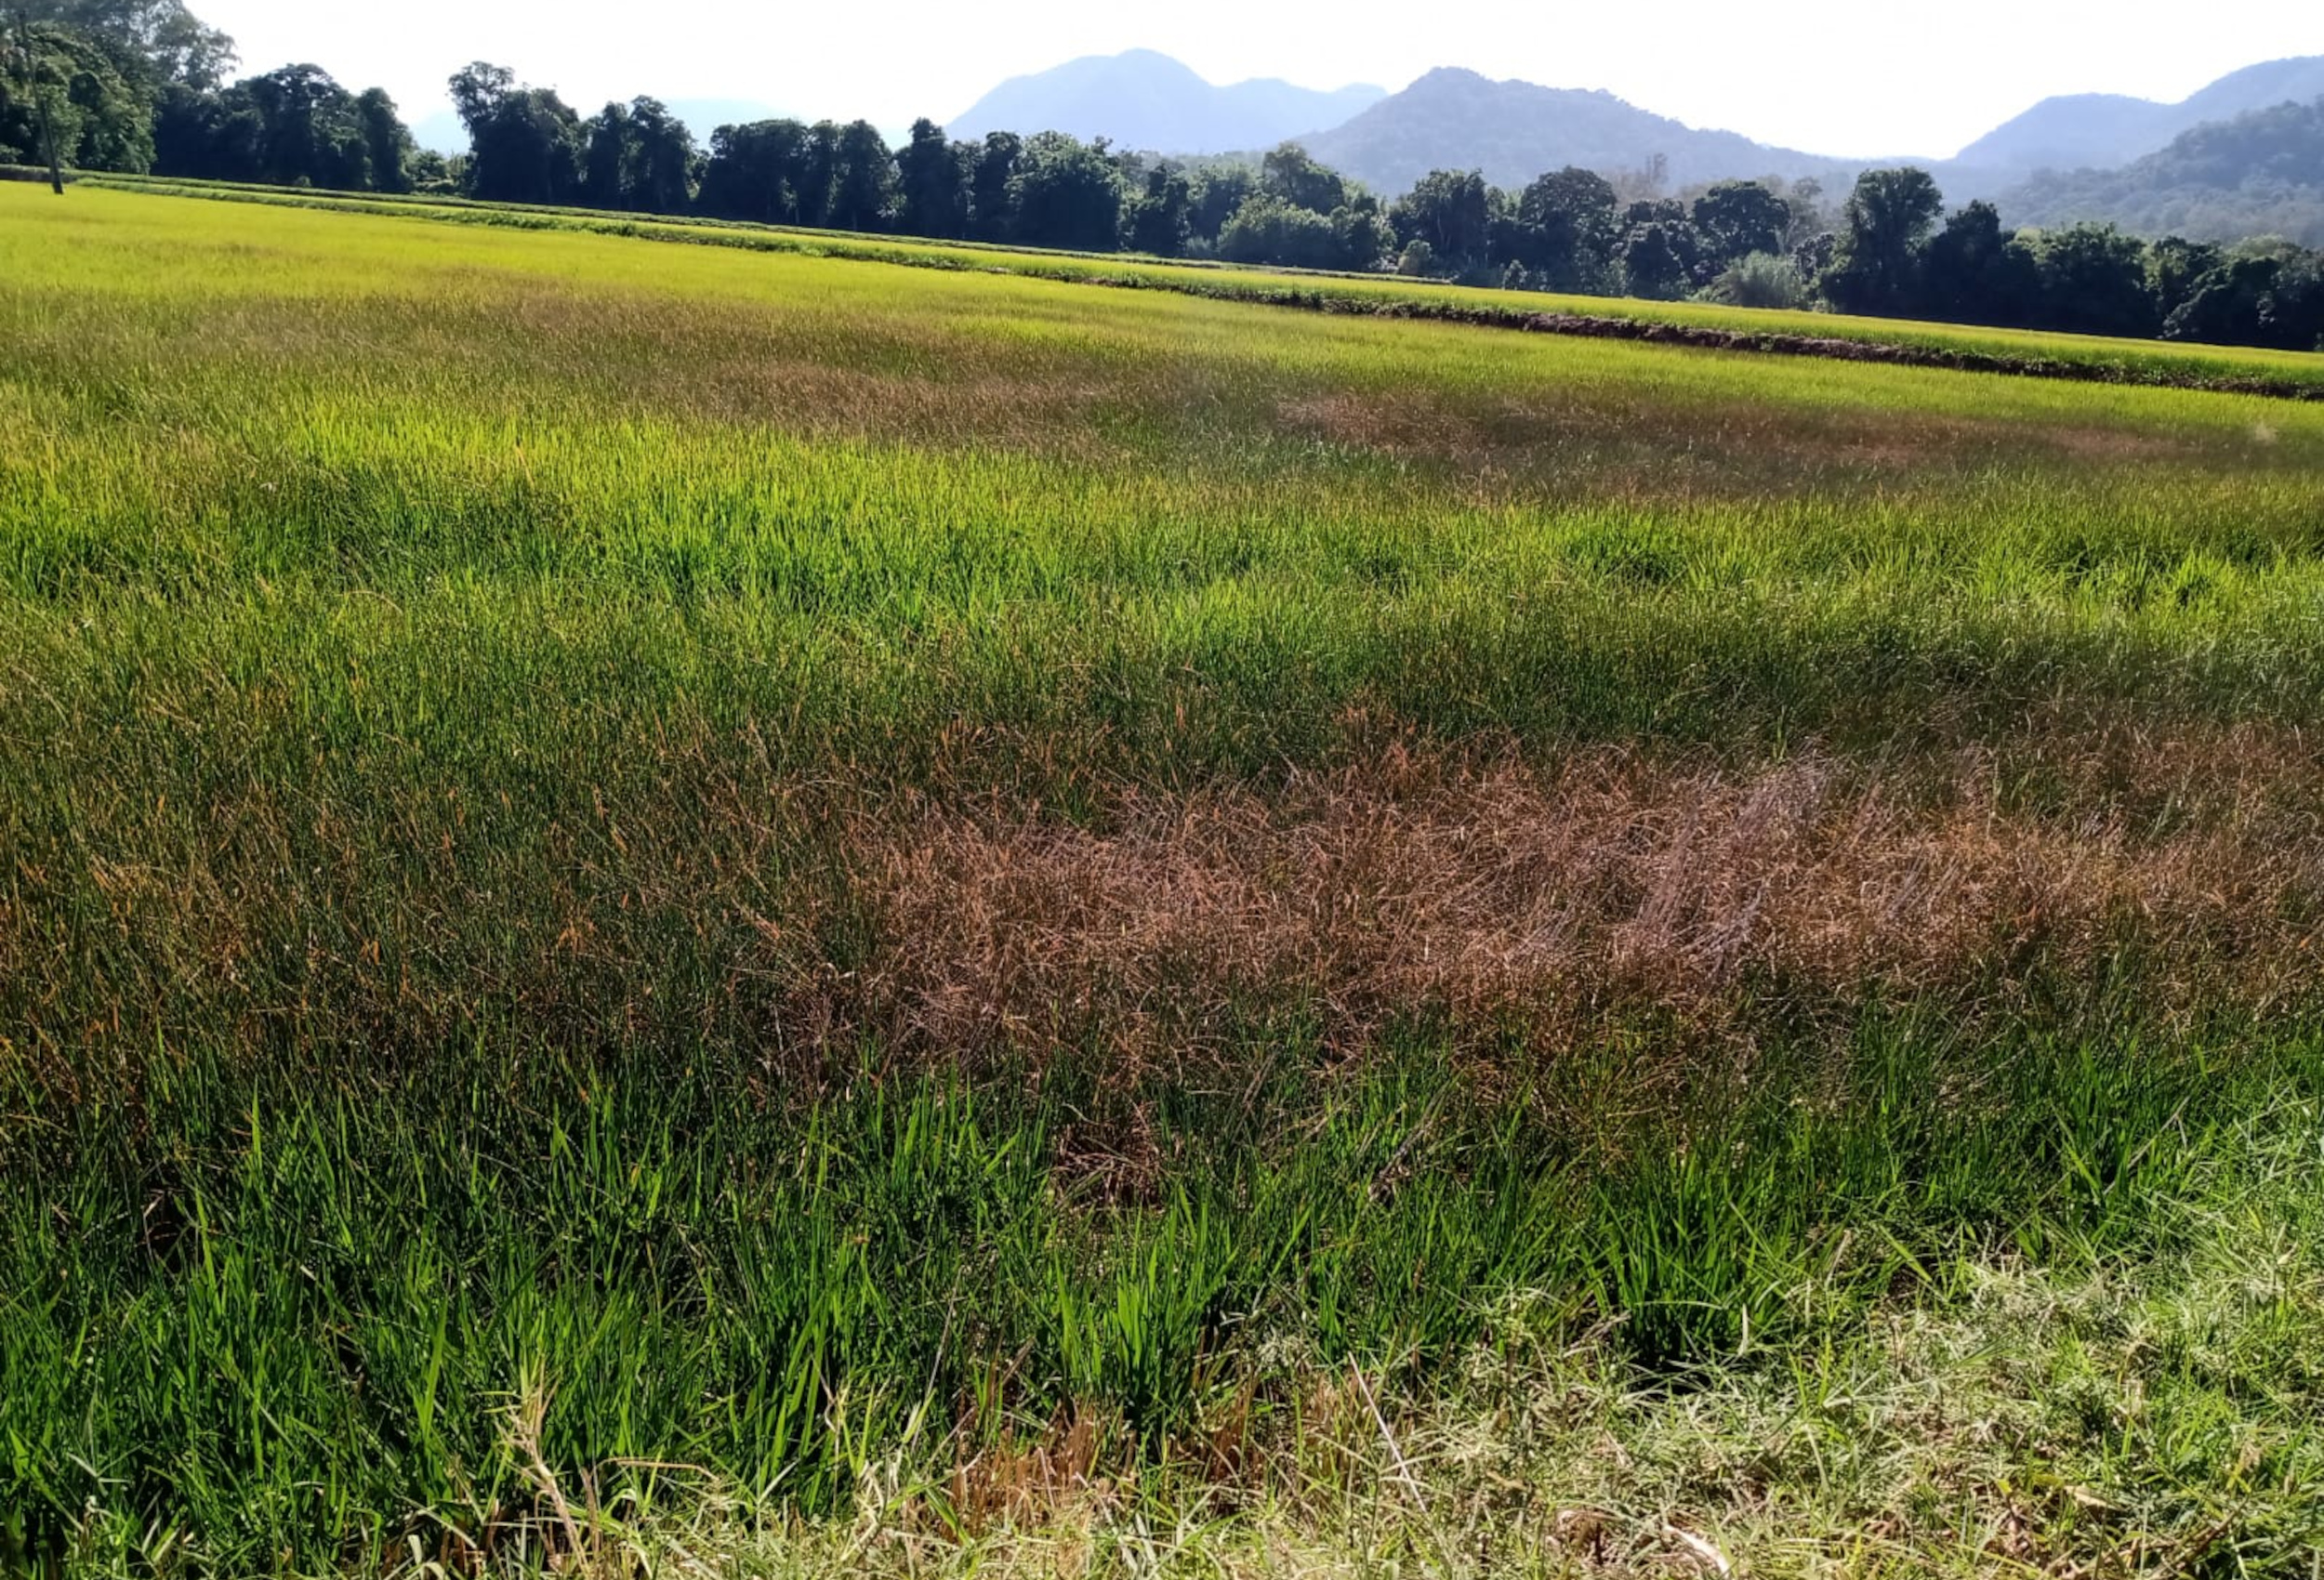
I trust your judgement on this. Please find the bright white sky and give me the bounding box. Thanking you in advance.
[192,0,2318,159]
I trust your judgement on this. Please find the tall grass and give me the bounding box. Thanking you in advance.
[7,1020,2307,1572]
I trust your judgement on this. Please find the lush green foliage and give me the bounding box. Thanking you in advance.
[152,61,415,191]
[0,11,152,176]
[2,2,429,194]
[15,1027,2315,1573]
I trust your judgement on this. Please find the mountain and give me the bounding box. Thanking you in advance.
[1296,67,1844,197]
[413,111,464,156]
[949,49,1383,153]
[2002,96,2324,246]
[1958,56,2324,171]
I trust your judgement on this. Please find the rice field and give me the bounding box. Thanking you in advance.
[5,182,2324,1576]
[85,175,2324,393]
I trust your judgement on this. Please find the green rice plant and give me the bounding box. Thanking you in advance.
[8,1019,2310,1570]
[69,178,2324,393]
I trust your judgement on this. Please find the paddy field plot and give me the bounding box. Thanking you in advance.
[5,183,2324,1576]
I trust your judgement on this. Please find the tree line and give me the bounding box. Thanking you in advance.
[7,4,2320,352]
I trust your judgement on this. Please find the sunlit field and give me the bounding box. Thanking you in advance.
[6,183,2324,1577]
[85,174,2324,392]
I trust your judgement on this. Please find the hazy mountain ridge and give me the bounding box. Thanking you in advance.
[1294,66,1853,196]
[2002,95,2324,247]
[949,49,1383,153]
[944,50,2324,213]
[1960,56,2324,172]
[396,48,2324,233]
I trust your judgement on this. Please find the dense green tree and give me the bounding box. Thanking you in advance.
[353,86,410,192]
[1007,130,1119,251]
[697,116,811,222]
[1260,141,1345,214]
[968,130,1021,241]
[580,99,629,206]
[578,98,692,213]
[1186,164,1254,246]
[1777,178,1829,251]
[826,117,892,230]
[449,61,583,205]
[241,62,366,187]
[2147,236,2224,320]
[1691,180,1790,266]
[1823,166,1943,315]
[2245,249,2320,349]
[3,15,152,173]
[150,75,250,176]
[630,98,695,213]
[1334,196,1393,272]
[2163,253,2283,346]
[1218,192,1342,269]
[793,119,842,227]
[1125,161,1193,256]
[1921,201,2037,325]
[1217,190,1386,271]
[1391,168,1491,270]
[21,0,230,88]
[894,117,969,238]
[1,16,66,178]
[1619,219,1693,297]
[1518,165,1617,237]
[2026,222,2155,337]
[1702,251,1811,309]
[409,146,454,191]
[1791,230,1838,282]
[1501,165,1620,289]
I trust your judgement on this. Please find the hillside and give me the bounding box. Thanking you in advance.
[1296,67,1841,197]
[949,48,1382,152]
[1960,54,2324,171]
[2004,96,2324,245]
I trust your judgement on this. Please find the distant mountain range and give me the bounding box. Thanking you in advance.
[1296,67,1847,196]
[949,49,1384,153]
[2003,96,2324,247]
[1959,58,2324,172]
[395,49,2324,250]
[948,51,2324,199]
[941,48,2324,248]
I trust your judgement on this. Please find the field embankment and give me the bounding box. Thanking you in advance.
[5,184,2324,1576]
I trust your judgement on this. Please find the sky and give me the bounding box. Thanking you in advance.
[192,0,2320,160]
